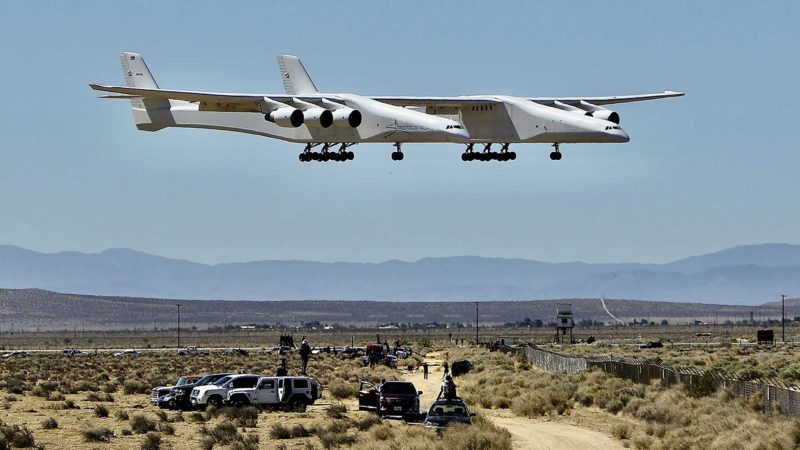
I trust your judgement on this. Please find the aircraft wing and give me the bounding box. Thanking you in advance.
[373,91,683,107]
[89,84,331,106]
[530,91,684,106]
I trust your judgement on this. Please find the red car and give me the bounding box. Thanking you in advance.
[358,381,421,417]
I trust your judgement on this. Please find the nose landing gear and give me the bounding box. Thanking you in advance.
[391,142,404,161]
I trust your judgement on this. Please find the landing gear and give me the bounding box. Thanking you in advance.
[298,143,355,163]
[391,142,404,161]
[461,143,516,162]
[549,143,562,161]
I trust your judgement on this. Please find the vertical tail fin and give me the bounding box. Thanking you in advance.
[277,55,319,95]
[120,52,159,89]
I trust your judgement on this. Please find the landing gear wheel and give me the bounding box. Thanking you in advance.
[347,151,355,160]
[550,143,562,161]
[509,152,517,160]
[461,153,468,162]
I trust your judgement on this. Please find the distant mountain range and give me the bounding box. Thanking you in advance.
[0,244,799,304]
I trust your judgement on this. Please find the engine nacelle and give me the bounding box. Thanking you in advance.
[303,108,334,128]
[588,109,620,125]
[331,108,362,128]
[265,107,304,128]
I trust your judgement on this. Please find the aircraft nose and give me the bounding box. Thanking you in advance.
[617,128,629,143]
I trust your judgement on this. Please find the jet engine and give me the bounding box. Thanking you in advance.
[265,107,304,127]
[331,108,362,128]
[588,109,620,124]
[303,107,334,128]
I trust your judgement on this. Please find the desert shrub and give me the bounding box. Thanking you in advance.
[116,410,129,421]
[140,432,161,450]
[328,380,357,399]
[32,381,59,397]
[159,423,174,435]
[4,395,17,403]
[46,391,65,401]
[131,414,158,434]
[291,424,311,438]
[319,432,356,449]
[82,427,114,442]
[223,406,259,428]
[611,423,630,440]
[94,404,110,418]
[41,417,59,429]
[441,417,513,450]
[687,372,718,398]
[231,434,259,450]
[355,414,381,431]
[209,422,239,445]
[270,423,291,439]
[123,380,149,395]
[326,403,348,419]
[0,421,35,448]
[189,412,206,422]
[102,383,118,393]
[173,412,184,422]
[85,392,114,402]
[371,423,393,440]
[200,436,215,450]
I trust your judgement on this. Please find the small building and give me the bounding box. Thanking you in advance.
[498,336,515,346]
[554,303,575,344]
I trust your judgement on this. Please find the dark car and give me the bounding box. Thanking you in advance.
[451,360,474,377]
[358,381,421,417]
[162,373,232,410]
[151,375,202,404]
[424,398,475,428]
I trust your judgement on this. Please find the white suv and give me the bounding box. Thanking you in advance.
[190,374,260,408]
[227,376,323,412]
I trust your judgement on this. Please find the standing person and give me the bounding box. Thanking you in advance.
[299,339,312,375]
[422,362,429,380]
[275,358,288,376]
[442,361,449,379]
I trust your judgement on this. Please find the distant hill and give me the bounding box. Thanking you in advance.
[0,244,799,304]
[0,289,794,331]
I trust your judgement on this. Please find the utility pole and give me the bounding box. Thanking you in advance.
[475,302,479,346]
[176,304,182,349]
[781,294,786,344]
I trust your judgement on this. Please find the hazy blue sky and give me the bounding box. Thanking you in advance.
[1,1,798,265]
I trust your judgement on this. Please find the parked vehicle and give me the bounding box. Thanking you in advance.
[227,376,323,412]
[1,351,30,358]
[190,374,260,408]
[223,348,250,356]
[151,375,202,403]
[358,381,421,417]
[162,373,231,410]
[113,349,140,357]
[62,348,89,357]
[423,398,475,428]
[177,346,209,356]
[451,359,474,377]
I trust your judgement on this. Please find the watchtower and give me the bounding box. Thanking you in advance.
[554,303,575,344]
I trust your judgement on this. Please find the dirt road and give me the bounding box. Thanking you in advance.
[403,352,624,450]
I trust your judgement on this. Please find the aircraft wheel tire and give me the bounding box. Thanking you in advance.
[509,152,517,160]
[549,152,558,161]
[347,151,355,160]
[461,153,468,162]
[397,152,404,161]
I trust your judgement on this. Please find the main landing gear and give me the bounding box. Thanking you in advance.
[461,143,516,162]
[549,143,562,161]
[298,143,355,163]
[391,142,404,161]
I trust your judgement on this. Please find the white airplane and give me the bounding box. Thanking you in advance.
[90,52,682,162]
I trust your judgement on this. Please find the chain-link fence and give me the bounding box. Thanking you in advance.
[521,345,800,416]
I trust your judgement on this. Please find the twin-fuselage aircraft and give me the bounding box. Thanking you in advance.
[90,52,682,162]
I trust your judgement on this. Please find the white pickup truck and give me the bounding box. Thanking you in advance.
[190,374,260,408]
[226,376,322,412]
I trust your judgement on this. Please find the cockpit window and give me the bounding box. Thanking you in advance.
[604,126,622,130]
[447,125,464,130]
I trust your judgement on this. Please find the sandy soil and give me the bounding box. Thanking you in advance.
[404,351,624,450]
